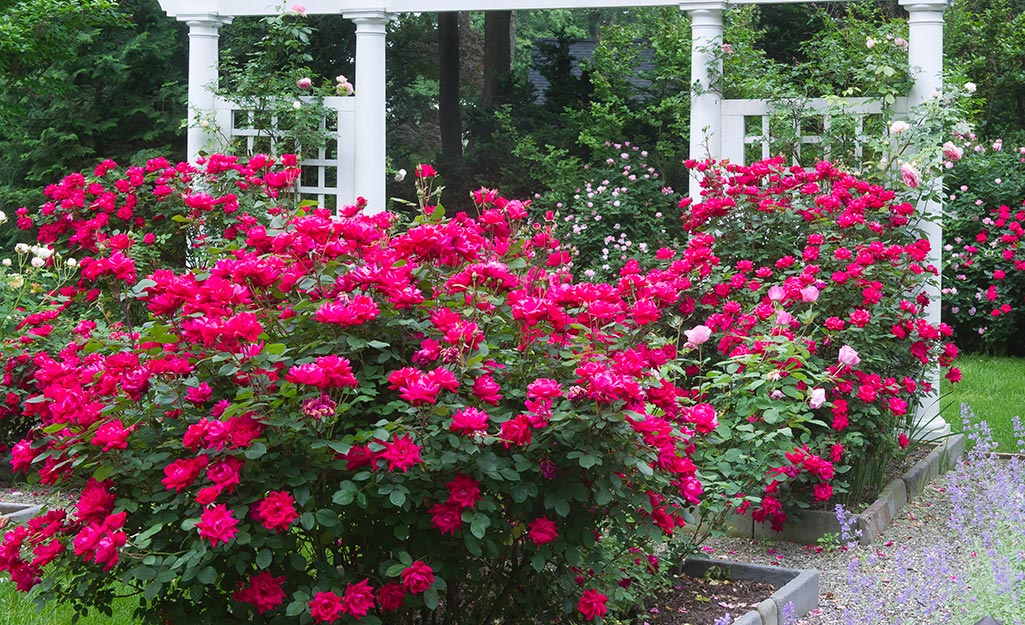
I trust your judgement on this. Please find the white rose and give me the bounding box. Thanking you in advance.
[14,243,29,255]
[964,82,977,93]
[889,120,910,134]
[0,210,7,224]
[1,258,10,267]
[30,256,45,268]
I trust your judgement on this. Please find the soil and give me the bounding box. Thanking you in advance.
[638,573,778,625]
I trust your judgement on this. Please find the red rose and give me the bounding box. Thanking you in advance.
[528,516,559,546]
[309,591,344,623]
[377,582,406,611]
[578,589,608,621]
[340,579,376,620]
[401,560,435,594]
[255,491,299,532]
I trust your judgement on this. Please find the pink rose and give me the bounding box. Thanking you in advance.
[684,324,711,346]
[838,345,861,367]
[900,162,921,188]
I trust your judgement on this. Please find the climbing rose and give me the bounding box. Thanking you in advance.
[900,162,921,188]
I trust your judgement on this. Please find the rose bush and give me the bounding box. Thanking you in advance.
[942,135,1025,354]
[0,154,706,624]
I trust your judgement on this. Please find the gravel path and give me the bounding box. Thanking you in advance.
[697,478,965,625]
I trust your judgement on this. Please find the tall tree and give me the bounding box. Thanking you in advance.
[482,11,514,110]
[438,12,463,163]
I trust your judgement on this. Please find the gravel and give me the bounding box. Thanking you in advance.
[696,476,965,625]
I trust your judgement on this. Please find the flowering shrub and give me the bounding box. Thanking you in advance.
[0,155,706,623]
[942,135,1025,354]
[667,157,960,530]
[540,142,683,281]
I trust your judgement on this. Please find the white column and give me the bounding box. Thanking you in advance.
[901,0,951,440]
[343,10,391,214]
[681,1,726,201]
[180,14,233,163]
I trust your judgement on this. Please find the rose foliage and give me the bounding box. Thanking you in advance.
[0,154,706,624]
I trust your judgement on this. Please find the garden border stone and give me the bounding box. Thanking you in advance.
[683,557,819,624]
[724,433,966,546]
[0,502,43,525]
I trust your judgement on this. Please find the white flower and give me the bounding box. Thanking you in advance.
[394,168,407,183]
[66,258,78,268]
[865,37,877,49]
[31,245,53,260]
[964,82,977,93]
[292,101,302,110]
[8,274,24,289]
[14,243,29,255]
[1,258,10,267]
[0,210,6,224]
[889,120,910,134]
[30,256,45,268]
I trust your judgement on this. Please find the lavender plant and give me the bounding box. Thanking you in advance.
[838,404,1025,624]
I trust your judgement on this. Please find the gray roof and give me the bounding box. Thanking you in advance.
[527,38,656,103]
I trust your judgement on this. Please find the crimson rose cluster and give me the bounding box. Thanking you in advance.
[0,155,706,624]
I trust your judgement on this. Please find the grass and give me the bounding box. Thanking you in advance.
[940,353,1025,452]
[0,580,141,625]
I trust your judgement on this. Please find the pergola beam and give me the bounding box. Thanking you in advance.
[161,0,838,16]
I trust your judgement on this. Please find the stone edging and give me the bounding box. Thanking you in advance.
[726,433,967,546]
[0,502,43,525]
[683,557,819,625]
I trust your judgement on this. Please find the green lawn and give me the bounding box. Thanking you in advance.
[941,354,1025,453]
[0,581,140,625]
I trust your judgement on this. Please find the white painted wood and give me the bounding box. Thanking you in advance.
[181,15,233,162]
[158,0,846,17]
[901,0,950,439]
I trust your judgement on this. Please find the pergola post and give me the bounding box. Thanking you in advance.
[681,0,726,201]
[343,9,392,214]
[901,0,951,439]
[179,14,233,162]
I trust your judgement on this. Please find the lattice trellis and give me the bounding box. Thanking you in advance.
[213,96,356,210]
[722,97,909,167]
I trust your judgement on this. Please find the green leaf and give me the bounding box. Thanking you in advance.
[553,499,570,518]
[315,509,340,527]
[531,552,546,573]
[470,513,490,539]
[197,566,217,585]
[423,587,440,610]
[389,489,406,508]
[385,563,406,577]
[244,442,267,460]
[256,549,273,569]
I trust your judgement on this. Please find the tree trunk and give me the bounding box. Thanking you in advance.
[438,12,462,161]
[482,10,514,110]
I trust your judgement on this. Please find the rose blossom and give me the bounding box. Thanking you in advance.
[838,345,861,367]
[942,141,964,162]
[233,571,287,614]
[683,324,711,345]
[309,590,344,623]
[889,120,910,134]
[196,504,239,547]
[340,579,376,620]
[578,589,608,621]
[528,516,559,546]
[809,387,827,409]
[900,162,921,188]
[255,491,299,532]
[401,561,435,593]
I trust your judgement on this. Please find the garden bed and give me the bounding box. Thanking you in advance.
[642,558,819,625]
[723,434,966,546]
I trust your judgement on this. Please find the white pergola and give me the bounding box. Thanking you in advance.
[157,0,951,434]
